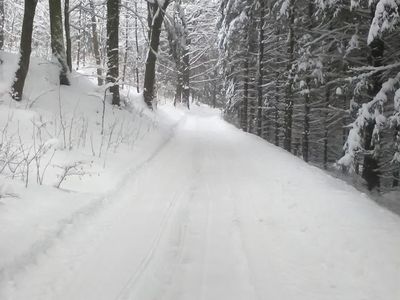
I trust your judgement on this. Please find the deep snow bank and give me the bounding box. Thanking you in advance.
[0,51,182,281]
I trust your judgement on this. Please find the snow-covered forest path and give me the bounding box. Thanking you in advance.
[2,105,400,300]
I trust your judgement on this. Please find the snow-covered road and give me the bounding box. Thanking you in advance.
[2,106,400,300]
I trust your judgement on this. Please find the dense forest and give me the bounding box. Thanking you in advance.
[219,0,400,193]
[1,0,400,194]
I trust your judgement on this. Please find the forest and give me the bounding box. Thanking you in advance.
[0,0,400,299]
[1,0,400,194]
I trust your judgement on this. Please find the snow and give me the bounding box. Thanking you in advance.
[0,50,177,290]
[0,52,400,300]
[339,73,400,168]
[368,0,400,45]
[0,100,399,299]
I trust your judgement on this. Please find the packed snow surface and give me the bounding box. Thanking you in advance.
[1,105,400,300]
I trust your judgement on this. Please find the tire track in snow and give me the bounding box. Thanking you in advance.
[115,188,187,300]
[116,124,200,300]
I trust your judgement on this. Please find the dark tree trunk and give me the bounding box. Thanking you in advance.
[122,4,129,89]
[212,82,217,108]
[274,101,279,146]
[143,0,170,109]
[165,0,189,108]
[49,0,70,85]
[64,0,72,71]
[393,169,399,187]
[106,0,120,105]
[362,6,384,191]
[256,0,265,137]
[274,27,281,147]
[135,1,140,93]
[241,55,249,132]
[76,5,82,70]
[82,14,86,67]
[0,0,4,50]
[363,120,380,190]
[180,2,190,109]
[302,0,314,163]
[248,82,256,133]
[174,67,183,106]
[181,45,190,109]
[323,87,330,169]
[393,128,400,187]
[283,0,295,152]
[302,84,310,162]
[89,0,103,86]
[11,0,39,100]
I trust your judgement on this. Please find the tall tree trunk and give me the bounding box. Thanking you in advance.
[122,4,129,89]
[143,0,170,108]
[180,2,190,109]
[363,5,384,191]
[135,1,140,93]
[323,87,330,169]
[64,0,72,71]
[256,0,265,137]
[76,5,82,70]
[248,82,255,133]
[181,44,190,109]
[242,55,249,132]
[11,0,39,100]
[174,66,183,106]
[274,97,279,146]
[212,79,217,108]
[82,14,86,67]
[49,0,70,85]
[106,0,120,105]
[283,0,295,152]
[302,85,310,162]
[0,0,4,50]
[89,0,103,86]
[393,128,399,187]
[302,0,314,163]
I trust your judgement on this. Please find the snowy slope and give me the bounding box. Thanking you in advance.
[0,51,180,290]
[1,103,399,300]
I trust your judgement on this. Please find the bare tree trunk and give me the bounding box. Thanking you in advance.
[64,0,72,71]
[76,5,82,70]
[283,0,295,152]
[49,0,70,85]
[135,1,140,93]
[143,0,170,108]
[122,4,129,89]
[89,0,103,86]
[0,0,4,50]
[82,15,86,67]
[174,66,183,106]
[256,0,265,137]
[323,87,330,169]
[181,45,190,109]
[242,55,249,132]
[179,1,190,109]
[11,0,39,100]
[106,0,120,105]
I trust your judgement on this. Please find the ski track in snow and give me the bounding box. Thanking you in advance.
[1,106,400,300]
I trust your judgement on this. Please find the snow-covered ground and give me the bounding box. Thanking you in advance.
[0,51,180,297]
[1,100,400,299]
